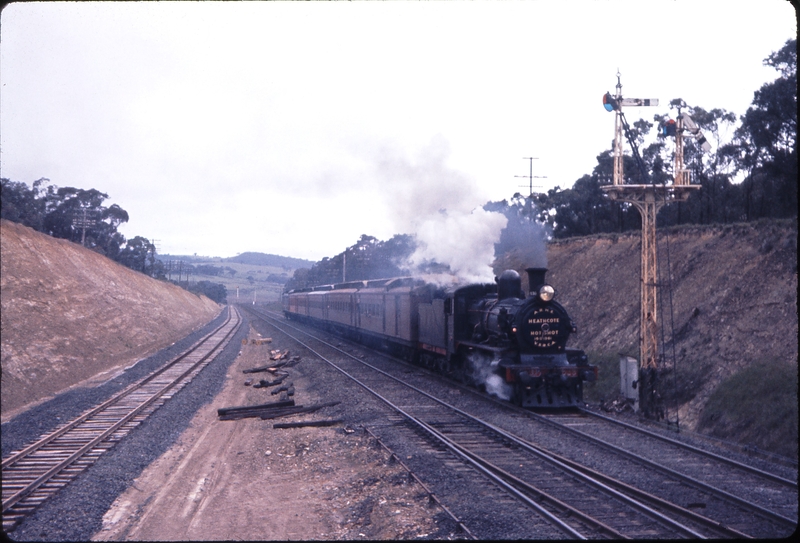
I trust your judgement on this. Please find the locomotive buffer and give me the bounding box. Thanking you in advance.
[599,73,707,418]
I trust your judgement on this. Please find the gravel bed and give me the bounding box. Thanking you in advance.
[253,317,574,539]
[262,315,798,539]
[3,309,249,542]
[315,331,798,484]
[363,365,797,537]
[246,316,466,540]
[583,405,799,479]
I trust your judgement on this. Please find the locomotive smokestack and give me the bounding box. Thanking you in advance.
[526,267,547,296]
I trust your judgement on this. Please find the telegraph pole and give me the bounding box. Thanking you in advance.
[515,157,547,220]
[72,207,96,246]
[599,72,699,419]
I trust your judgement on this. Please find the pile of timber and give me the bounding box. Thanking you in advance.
[217,400,340,421]
[243,355,301,375]
[241,335,273,346]
[251,374,288,388]
[243,362,284,374]
[270,349,290,361]
[270,382,294,396]
[273,419,344,429]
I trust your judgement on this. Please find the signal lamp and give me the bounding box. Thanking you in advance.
[603,92,619,112]
[538,285,555,302]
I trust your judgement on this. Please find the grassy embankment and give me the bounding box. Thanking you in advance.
[583,350,798,458]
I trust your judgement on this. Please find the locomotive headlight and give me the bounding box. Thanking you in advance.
[538,285,555,302]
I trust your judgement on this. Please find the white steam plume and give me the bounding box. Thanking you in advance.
[466,351,513,401]
[375,136,507,284]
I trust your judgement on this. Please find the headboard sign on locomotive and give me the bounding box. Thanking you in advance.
[283,268,596,407]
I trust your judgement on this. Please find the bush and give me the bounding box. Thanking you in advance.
[697,361,798,457]
[187,281,227,304]
[582,351,630,404]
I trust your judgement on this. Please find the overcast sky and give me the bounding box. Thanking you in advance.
[1,1,796,275]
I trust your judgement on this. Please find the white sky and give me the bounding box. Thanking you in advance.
[1,1,796,265]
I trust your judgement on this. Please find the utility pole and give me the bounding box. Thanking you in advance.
[514,157,547,220]
[147,240,160,277]
[599,72,699,419]
[72,207,96,246]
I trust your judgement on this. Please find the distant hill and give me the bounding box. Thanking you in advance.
[223,252,313,269]
[159,252,314,269]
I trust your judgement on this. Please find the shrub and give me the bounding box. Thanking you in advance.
[697,361,798,457]
[582,351,630,404]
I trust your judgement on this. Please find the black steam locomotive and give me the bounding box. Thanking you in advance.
[283,268,596,407]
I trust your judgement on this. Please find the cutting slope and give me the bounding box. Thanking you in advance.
[1,220,222,418]
[540,220,796,435]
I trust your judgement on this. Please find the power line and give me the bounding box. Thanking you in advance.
[514,156,547,219]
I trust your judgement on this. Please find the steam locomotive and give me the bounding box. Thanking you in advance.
[282,268,596,407]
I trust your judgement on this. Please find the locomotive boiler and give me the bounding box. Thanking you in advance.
[283,267,596,408]
[457,268,597,407]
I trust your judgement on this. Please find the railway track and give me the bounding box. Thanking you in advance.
[536,409,798,525]
[250,307,795,538]
[1,306,241,532]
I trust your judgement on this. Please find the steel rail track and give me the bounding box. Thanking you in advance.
[283,308,798,534]
[361,426,477,540]
[250,307,750,539]
[410,355,797,531]
[247,310,591,538]
[574,409,797,487]
[1,307,241,532]
[531,410,798,531]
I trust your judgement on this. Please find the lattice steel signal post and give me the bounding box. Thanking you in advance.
[599,73,701,418]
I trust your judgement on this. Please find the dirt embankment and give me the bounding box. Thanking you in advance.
[528,219,797,431]
[1,219,222,418]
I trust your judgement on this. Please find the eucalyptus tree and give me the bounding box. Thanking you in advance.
[727,38,797,219]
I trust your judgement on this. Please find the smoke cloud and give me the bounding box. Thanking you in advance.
[495,209,550,270]
[375,136,507,284]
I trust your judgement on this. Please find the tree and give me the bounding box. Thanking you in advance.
[117,236,155,274]
[285,267,311,291]
[728,38,797,219]
[283,233,418,290]
[1,177,47,230]
[539,175,624,238]
[652,102,739,225]
[188,281,227,304]
[1,178,134,258]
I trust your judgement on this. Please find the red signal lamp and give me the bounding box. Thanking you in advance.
[603,92,618,112]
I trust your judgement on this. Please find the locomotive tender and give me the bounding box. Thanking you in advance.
[283,267,597,407]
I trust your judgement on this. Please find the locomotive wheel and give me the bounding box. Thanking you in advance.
[435,357,452,375]
[452,363,468,385]
[511,383,523,406]
[452,350,474,385]
[422,353,438,370]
